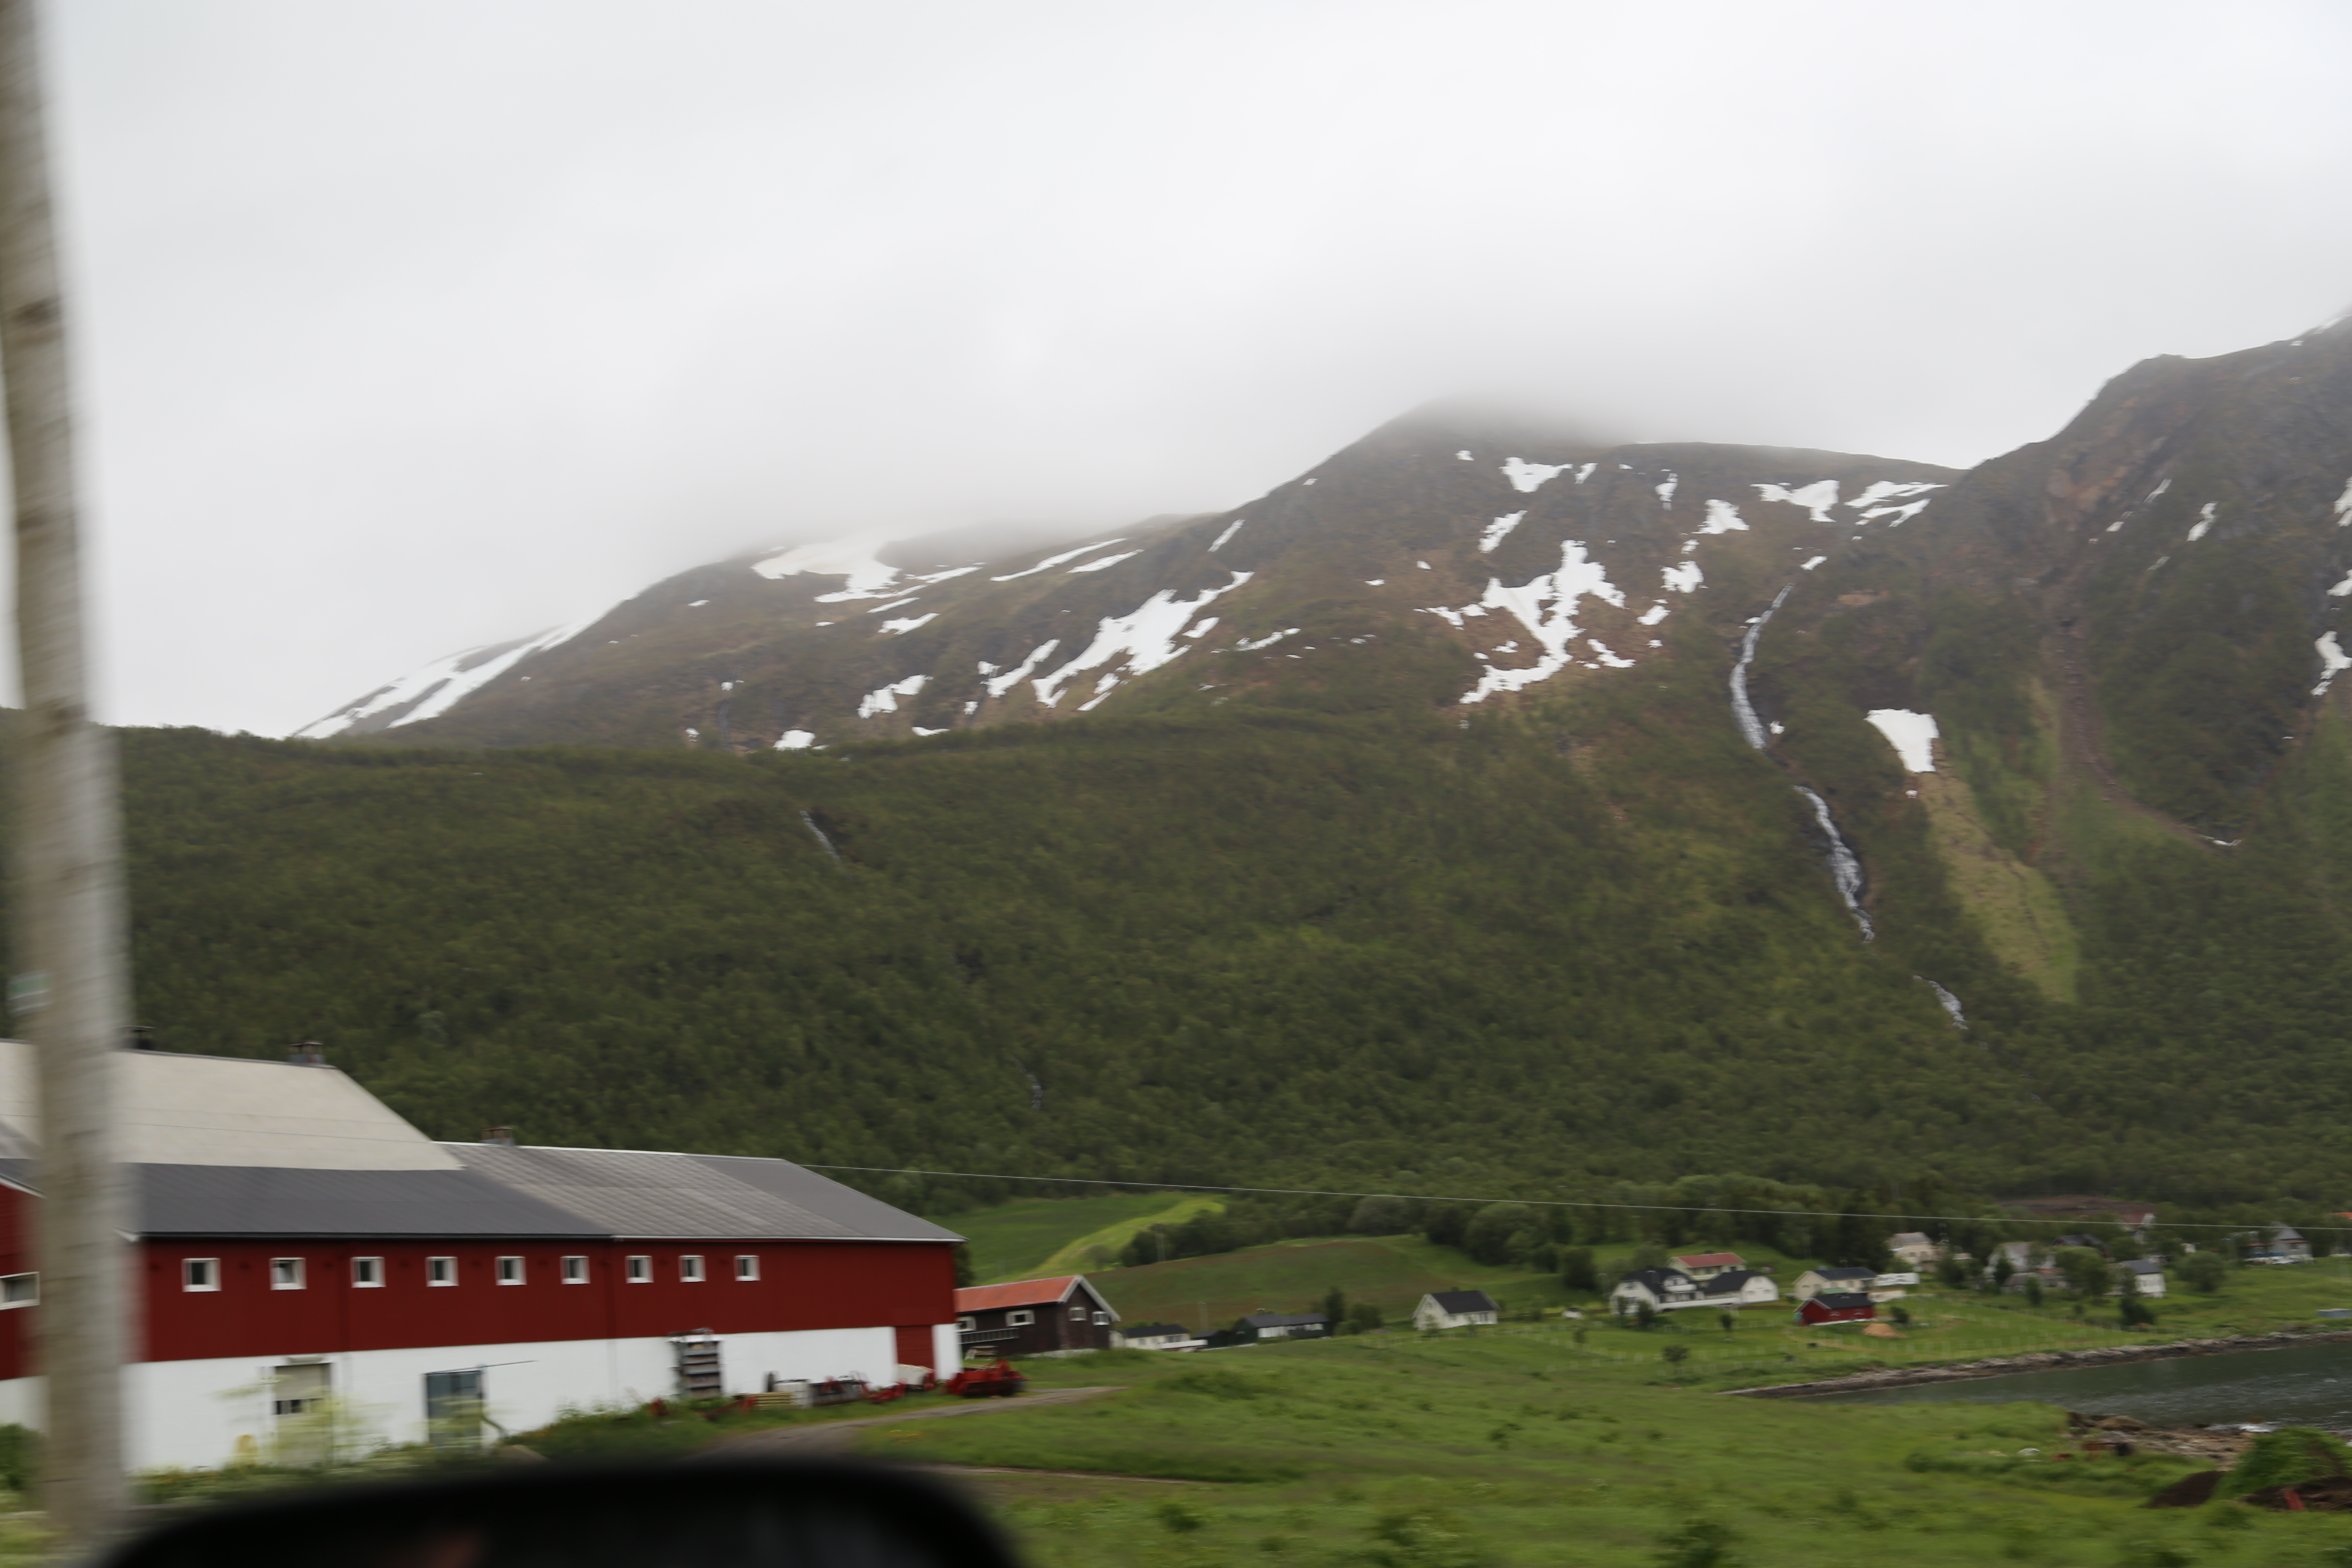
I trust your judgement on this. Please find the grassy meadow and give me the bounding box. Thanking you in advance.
[871,1330,2343,1568]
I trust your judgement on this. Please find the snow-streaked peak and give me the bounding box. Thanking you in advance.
[291,611,605,739]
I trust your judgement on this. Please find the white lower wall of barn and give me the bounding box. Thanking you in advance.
[0,1323,945,1471]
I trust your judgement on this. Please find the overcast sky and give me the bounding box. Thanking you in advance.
[41,0,2352,733]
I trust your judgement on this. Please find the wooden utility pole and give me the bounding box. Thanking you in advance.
[0,0,132,1546]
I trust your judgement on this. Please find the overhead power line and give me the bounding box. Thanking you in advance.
[802,1164,2337,1234]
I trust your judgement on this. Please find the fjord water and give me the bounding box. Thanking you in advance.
[1816,1340,2352,1427]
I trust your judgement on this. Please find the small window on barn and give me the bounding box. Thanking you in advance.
[1007,1310,1033,1326]
[427,1256,457,1286]
[270,1258,306,1290]
[1069,1305,1085,1321]
[680,1255,705,1283]
[956,1316,975,1331]
[625,1256,651,1284]
[0,1273,35,1308]
[735,1255,759,1281]
[496,1256,524,1285]
[352,1257,383,1287]
[184,1258,219,1292]
[561,1256,589,1284]
[1093,1311,1108,1325]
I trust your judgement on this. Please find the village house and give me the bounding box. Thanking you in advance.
[1234,1311,1328,1343]
[0,1041,964,1472]
[954,1275,1120,1357]
[1790,1265,1876,1301]
[1869,1271,1919,1303]
[1669,1251,1746,1282]
[2238,1226,2315,1264]
[1885,1232,1943,1268]
[1610,1268,1703,1315]
[1413,1290,1500,1331]
[1696,1269,1779,1308]
[1796,1292,1876,1326]
[2122,1259,2166,1297]
[1115,1322,1199,1350]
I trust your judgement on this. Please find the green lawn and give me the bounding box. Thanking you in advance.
[862,1326,2347,1566]
[949,1192,1204,1284]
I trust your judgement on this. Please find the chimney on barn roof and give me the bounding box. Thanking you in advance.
[285,1041,325,1066]
[482,1126,516,1147]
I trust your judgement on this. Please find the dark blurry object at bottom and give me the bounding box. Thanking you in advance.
[100,1459,1017,1568]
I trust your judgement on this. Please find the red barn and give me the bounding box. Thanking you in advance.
[0,1043,961,1470]
[1795,1291,1876,1326]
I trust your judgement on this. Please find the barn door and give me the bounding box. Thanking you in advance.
[424,1368,484,1448]
[271,1363,333,1466]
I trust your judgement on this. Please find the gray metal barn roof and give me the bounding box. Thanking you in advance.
[447,1145,963,1243]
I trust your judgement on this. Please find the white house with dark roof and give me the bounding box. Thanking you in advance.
[1413,1289,1500,1330]
[1791,1266,1877,1301]
[1609,1268,1704,1314]
[1886,1232,1943,1268]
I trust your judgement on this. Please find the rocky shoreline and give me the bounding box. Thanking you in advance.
[1722,1327,2352,1400]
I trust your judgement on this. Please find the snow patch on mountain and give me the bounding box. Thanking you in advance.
[1033,572,1254,708]
[1755,480,1838,522]
[1662,561,1703,593]
[291,612,606,738]
[992,539,1126,581]
[1501,458,1570,493]
[2188,503,2216,542]
[2335,478,2352,525]
[1479,511,1527,552]
[1655,472,1678,509]
[1446,541,1628,704]
[752,537,900,596]
[775,730,817,750]
[1847,480,1943,527]
[858,674,928,717]
[1069,550,1141,573]
[1865,709,1940,772]
[2315,632,2352,698]
[980,642,1061,699]
[877,614,937,636]
[1697,499,1748,535]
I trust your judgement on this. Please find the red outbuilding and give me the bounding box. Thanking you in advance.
[1795,1291,1877,1326]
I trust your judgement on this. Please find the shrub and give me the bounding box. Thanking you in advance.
[1662,1344,1691,1366]
[1559,1246,1599,1296]
[2180,1252,2228,1293]
[1350,1195,1413,1235]
[1653,1518,1740,1568]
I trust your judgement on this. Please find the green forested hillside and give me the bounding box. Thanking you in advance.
[107,675,2352,1207]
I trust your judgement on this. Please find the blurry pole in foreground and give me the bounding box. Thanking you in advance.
[0,0,132,1545]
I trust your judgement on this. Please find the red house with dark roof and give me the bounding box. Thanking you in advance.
[1796,1292,1876,1326]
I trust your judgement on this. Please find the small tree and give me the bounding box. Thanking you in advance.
[1719,1311,1736,1334]
[1321,1285,1347,1329]
[1662,1343,1690,1368]
[2181,1251,2228,1294]
[1935,1255,1970,1290]
[1629,1243,1671,1273]
[1559,1246,1600,1297]
[2024,1277,2044,1308]
[2119,1293,2157,1329]
[1992,1250,2015,1290]
[1654,1517,1741,1568]
[1889,1303,1911,1327]
[2055,1248,2114,1300]
[1632,1302,1658,1331]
